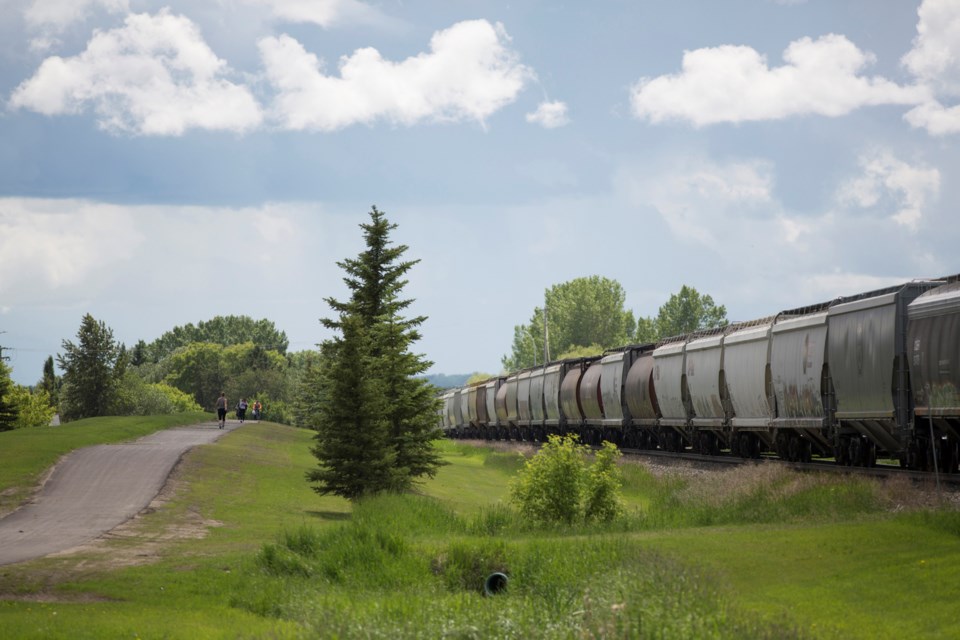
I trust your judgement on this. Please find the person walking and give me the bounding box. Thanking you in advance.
[216,392,228,429]
[253,400,262,421]
[237,398,248,423]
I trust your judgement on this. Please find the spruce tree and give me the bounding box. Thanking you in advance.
[306,316,399,499]
[307,206,444,499]
[57,314,122,420]
[0,360,19,432]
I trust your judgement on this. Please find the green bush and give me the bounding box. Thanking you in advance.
[109,372,203,416]
[509,434,625,525]
[584,440,625,522]
[9,385,55,428]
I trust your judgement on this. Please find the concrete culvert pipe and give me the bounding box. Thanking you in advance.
[484,572,509,596]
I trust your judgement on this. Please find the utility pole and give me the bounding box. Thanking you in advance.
[543,302,549,365]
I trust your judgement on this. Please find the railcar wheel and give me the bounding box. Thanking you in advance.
[787,435,800,462]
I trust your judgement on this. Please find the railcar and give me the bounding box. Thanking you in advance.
[440,275,960,472]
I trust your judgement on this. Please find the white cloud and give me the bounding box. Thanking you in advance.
[259,19,533,131]
[904,100,960,135]
[8,10,263,136]
[23,0,129,52]
[0,199,144,300]
[24,0,128,30]
[242,0,386,28]
[836,150,940,232]
[900,0,960,136]
[616,157,779,246]
[631,34,928,126]
[902,0,960,95]
[526,100,569,128]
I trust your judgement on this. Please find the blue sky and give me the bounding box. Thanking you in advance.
[1,0,958,385]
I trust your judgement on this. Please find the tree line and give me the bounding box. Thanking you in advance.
[0,314,314,430]
[501,279,728,372]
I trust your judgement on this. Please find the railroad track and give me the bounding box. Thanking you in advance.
[460,438,960,487]
[620,446,960,486]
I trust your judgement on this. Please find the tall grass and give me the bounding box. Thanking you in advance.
[235,491,804,639]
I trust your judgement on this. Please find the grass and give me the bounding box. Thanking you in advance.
[0,413,210,515]
[0,424,958,638]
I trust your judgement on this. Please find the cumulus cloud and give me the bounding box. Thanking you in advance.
[631,34,928,126]
[9,10,263,135]
[615,157,781,247]
[612,155,948,315]
[902,0,960,94]
[23,0,128,51]
[242,0,386,28]
[24,0,128,30]
[526,100,569,128]
[837,150,940,232]
[0,199,144,300]
[259,19,533,131]
[901,0,960,135]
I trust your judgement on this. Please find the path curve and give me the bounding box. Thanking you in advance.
[0,421,239,566]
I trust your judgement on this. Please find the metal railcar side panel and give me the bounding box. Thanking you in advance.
[600,352,630,425]
[484,379,501,427]
[530,368,547,422]
[827,293,897,419]
[625,351,659,422]
[653,341,690,426]
[909,282,960,415]
[517,371,533,423]
[579,361,605,421]
[466,385,480,426]
[476,385,488,424]
[504,374,520,423]
[442,391,456,429]
[494,382,510,423]
[724,323,774,427]
[771,312,829,425]
[685,334,725,425]
[454,388,467,429]
[543,364,564,425]
[560,367,586,422]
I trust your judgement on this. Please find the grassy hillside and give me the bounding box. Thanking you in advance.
[0,421,958,638]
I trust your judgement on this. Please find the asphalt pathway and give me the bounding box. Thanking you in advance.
[0,421,239,566]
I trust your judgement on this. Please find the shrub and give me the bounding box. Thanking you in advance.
[584,440,625,522]
[509,434,625,525]
[9,385,56,428]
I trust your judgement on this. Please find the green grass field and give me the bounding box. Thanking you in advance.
[1,419,958,638]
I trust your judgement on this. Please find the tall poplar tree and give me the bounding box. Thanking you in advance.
[306,206,443,500]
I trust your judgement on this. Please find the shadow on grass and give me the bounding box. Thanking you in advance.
[305,511,351,521]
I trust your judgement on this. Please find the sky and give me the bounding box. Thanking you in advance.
[0,0,958,386]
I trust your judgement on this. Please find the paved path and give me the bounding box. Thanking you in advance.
[0,421,239,566]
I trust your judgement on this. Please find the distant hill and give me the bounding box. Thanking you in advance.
[424,373,472,390]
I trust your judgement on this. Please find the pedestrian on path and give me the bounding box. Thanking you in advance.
[216,391,228,429]
[237,398,248,423]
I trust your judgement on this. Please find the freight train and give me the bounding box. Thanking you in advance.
[440,276,960,473]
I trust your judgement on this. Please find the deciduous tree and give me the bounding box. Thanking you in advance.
[503,276,635,371]
[637,285,728,342]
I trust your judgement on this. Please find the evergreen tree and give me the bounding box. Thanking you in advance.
[0,360,19,432]
[40,355,60,408]
[306,316,400,499]
[306,206,443,500]
[57,314,122,420]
